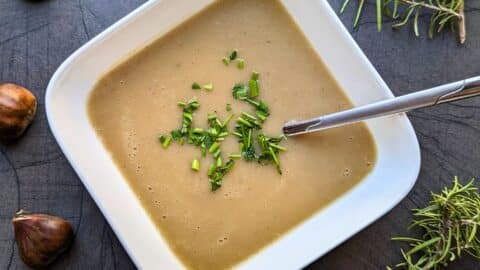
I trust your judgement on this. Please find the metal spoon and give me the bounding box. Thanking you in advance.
[283,76,480,136]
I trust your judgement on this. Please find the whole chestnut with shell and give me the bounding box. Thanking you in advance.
[0,83,37,140]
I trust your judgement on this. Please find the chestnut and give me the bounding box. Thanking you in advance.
[0,83,37,140]
[12,210,74,269]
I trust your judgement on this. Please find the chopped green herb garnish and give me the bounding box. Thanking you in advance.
[192,159,200,171]
[171,130,182,140]
[228,153,241,159]
[192,128,204,134]
[229,50,238,61]
[222,114,234,127]
[255,134,286,174]
[208,113,217,121]
[237,117,253,128]
[226,103,232,111]
[159,135,171,149]
[269,143,287,152]
[268,147,281,174]
[213,149,222,159]
[251,71,259,80]
[241,112,257,122]
[157,62,285,191]
[222,57,230,66]
[246,98,269,114]
[208,164,216,176]
[159,135,167,143]
[177,101,187,107]
[249,79,259,98]
[255,110,268,121]
[218,131,229,137]
[209,159,235,191]
[202,83,214,91]
[232,83,249,100]
[209,142,220,153]
[236,58,245,69]
[192,82,201,90]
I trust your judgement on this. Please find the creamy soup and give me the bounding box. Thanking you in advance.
[88,0,377,269]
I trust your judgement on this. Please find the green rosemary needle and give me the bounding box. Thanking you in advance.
[389,177,480,269]
[341,0,466,43]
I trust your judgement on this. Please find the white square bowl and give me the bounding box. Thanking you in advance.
[45,0,421,269]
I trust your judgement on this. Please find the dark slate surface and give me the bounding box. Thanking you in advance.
[1,0,479,269]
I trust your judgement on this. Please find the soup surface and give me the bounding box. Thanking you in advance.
[88,0,377,269]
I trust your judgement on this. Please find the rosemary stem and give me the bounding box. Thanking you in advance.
[398,0,461,17]
[458,1,466,44]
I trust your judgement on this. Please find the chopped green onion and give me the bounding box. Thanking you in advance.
[245,98,259,107]
[183,112,193,122]
[269,143,287,152]
[218,131,229,137]
[213,149,222,159]
[236,58,245,69]
[251,71,259,80]
[209,142,220,153]
[179,137,185,145]
[241,112,257,121]
[188,99,200,109]
[269,147,282,174]
[211,181,221,191]
[207,128,218,136]
[177,101,187,107]
[257,101,269,113]
[228,153,241,159]
[226,103,232,111]
[255,110,268,121]
[192,128,204,134]
[247,129,252,147]
[161,136,172,148]
[237,117,253,128]
[171,130,182,140]
[209,159,235,191]
[248,79,259,98]
[202,83,214,91]
[192,159,200,171]
[215,118,223,127]
[229,50,238,60]
[222,114,234,127]
[208,113,217,121]
[216,157,223,167]
[192,82,201,90]
[233,131,243,138]
[232,83,249,100]
[222,57,230,66]
[208,164,216,176]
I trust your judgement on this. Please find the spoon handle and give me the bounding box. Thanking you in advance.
[283,76,480,136]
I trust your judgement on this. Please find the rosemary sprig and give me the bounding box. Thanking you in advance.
[341,0,467,43]
[389,177,480,269]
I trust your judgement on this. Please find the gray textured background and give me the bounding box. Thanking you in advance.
[1,0,479,269]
